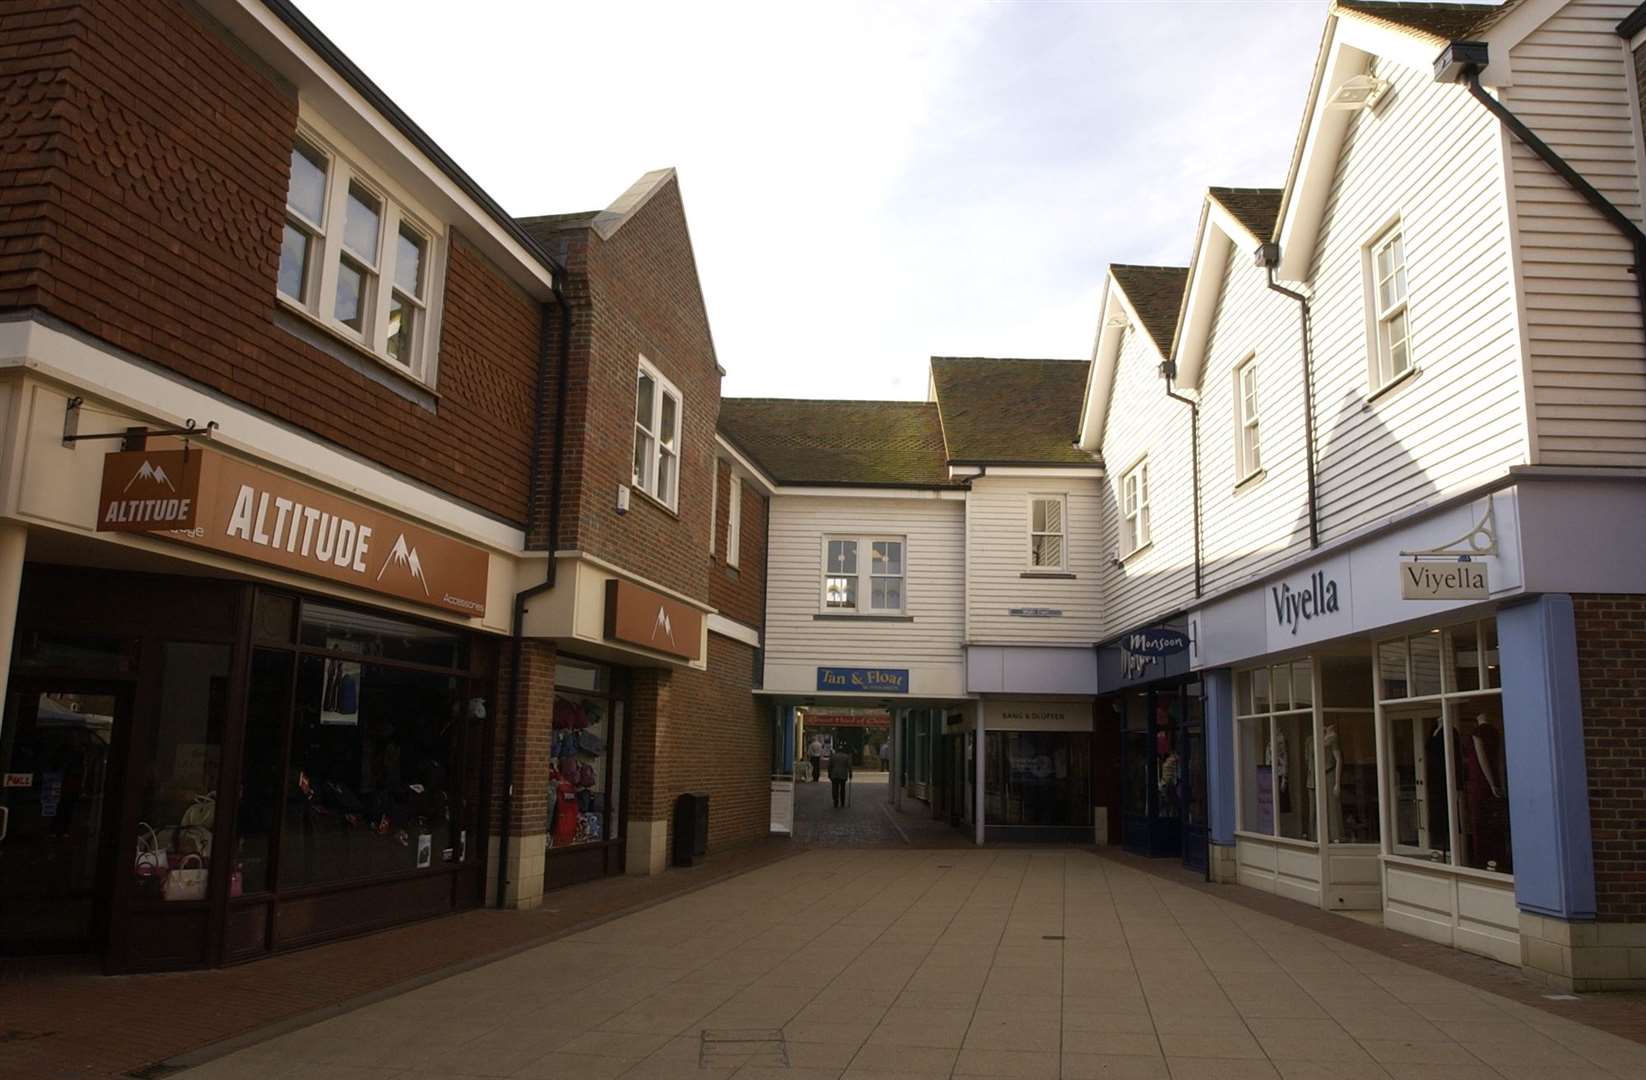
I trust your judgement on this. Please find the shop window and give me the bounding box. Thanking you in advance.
[1123,695,1148,818]
[1238,714,1272,835]
[1320,655,1378,845]
[984,730,1091,828]
[1377,617,1510,875]
[550,658,623,851]
[1233,660,1317,842]
[133,642,232,903]
[279,658,465,888]
[299,603,465,669]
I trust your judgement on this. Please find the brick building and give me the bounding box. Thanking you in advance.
[0,0,770,971]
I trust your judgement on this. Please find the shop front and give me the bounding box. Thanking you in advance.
[979,698,1093,843]
[544,655,627,890]
[0,442,503,971]
[1192,492,1529,964]
[1095,620,1204,870]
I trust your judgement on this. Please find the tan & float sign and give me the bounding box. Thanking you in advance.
[97,449,489,616]
[603,578,703,662]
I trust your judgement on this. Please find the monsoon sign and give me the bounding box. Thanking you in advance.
[816,667,909,694]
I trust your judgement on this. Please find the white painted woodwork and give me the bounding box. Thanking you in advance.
[965,474,1105,644]
[1505,1,1646,466]
[1383,859,1521,966]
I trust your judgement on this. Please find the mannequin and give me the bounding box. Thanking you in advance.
[1462,712,1511,872]
[1323,723,1344,842]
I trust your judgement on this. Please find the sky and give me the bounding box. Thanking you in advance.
[302,0,1328,400]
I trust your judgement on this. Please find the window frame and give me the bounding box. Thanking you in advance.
[1366,224,1412,392]
[1120,458,1151,556]
[820,534,907,615]
[709,463,719,555]
[276,119,446,388]
[1234,354,1262,482]
[1026,493,1068,572]
[726,474,742,568]
[631,355,683,512]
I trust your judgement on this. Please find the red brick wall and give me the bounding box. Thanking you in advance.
[490,640,556,837]
[625,637,771,854]
[709,459,767,630]
[544,178,719,600]
[1575,593,1646,922]
[0,0,542,523]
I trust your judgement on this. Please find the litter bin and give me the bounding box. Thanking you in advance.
[673,791,710,867]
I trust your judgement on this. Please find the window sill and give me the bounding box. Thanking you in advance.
[1234,469,1266,494]
[1234,830,1320,851]
[1366,364,1420,406]
[630,483,680,519]
[1118,541,1153,566]
[1020,571,1076,579]
[813,613,914,623]
[1381,851,1514,883]
[274,300,438,414]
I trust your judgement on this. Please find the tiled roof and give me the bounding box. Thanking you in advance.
[1109,265,1190,357]
[1332,1,1519,43]
[929,357,1094,465]
[718,399,962,488]
[1208,187,1284,243]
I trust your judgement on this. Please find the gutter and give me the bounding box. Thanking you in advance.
[1434,43,1646,344]
[1257,246,1322,549]
[495,276,574,908]
[1159,363,1204,598]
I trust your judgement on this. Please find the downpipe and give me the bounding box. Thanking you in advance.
[1259,254,1321,549]
[1160,365,1204,598]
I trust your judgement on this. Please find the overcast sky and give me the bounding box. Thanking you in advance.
[304,0,1327,400]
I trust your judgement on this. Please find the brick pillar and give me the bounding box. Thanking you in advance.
[488,639,555,908]
[625,667,674,875]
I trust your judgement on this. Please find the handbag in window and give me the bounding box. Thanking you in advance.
[180,792,216,830]
[135,822,168,881]
[577,731,604,755]
[162,853,208,902]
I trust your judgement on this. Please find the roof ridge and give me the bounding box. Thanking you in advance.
[722,397,933,406]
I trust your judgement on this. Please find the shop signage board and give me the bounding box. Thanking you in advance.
[804,712,892,728]
[603,579,704,661]
[984,699,1094,731]
[1096,618,1193,693]
[96,448,489,617]
[1008,607,1063,618]
[1400,561,1489,600]
[816,667,909,694]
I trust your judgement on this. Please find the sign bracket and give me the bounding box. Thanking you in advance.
[62,397,218,451]
[1398,494,1497,561]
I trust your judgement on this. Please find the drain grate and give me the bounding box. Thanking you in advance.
[700,1028,789,1069]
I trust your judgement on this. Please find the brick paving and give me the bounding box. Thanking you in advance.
[792,774,973,850]
[145,850,1646,1079]
[0,841,798,1080]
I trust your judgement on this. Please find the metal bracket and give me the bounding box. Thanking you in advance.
[1399,494,1498,560]
[61,395,218,452]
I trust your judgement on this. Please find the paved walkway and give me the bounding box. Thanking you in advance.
[168,849,1646,1079]
[792,774,972,850]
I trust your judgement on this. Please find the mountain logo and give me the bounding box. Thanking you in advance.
[651,606,675,648]
[376,533,430,596]
[124,460,176,493]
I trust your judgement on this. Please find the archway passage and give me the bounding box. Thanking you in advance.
[793,710,899,845]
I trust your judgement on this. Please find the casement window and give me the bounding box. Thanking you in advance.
[1120,459,1150,555]
[277,130,440,383]
[1369,227,1411,390]
[823,536,905,613]
[1235,356,1262,481]
[726,474,742,568]
[632,357,681,510]
[709,465,719,554]
[1028,495,1067,570]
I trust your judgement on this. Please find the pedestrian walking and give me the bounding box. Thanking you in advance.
[880,738,891,772]
[829,743,853,808]
[807,735,823,783]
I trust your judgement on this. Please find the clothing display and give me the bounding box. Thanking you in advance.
[546,678,619,850]
[1461,716,1512,872]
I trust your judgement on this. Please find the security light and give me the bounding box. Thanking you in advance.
[1326,74,1391,111]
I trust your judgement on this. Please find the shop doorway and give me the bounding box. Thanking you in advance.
[1120,681,1206,868]
[0,682,130,956]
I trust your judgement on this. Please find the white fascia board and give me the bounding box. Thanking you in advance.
[972,465,1102,479]
[1170,200,1239,392]
[1076,277,1117,449]
[1079,276,1152,451]
[207,1,555,300]
[774,486,967,500]
[715,433,776,495]
[1276,29,1369,280]
[3,318,525,552]
[708,613,760,647]
[1478,0,1566,88]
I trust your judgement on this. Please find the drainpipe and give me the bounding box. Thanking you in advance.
[1159,363,1204,598]
[1257,245,1322,550]
[1437,45,1646,338]
[496,276,574,909]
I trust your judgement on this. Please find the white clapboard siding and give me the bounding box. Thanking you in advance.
[1507,1,1646,465]
[1304,53,1526,544]
[763,494,965,667]
[1099,326,1197,639]
[965,474,1106,643]
[1197,237,1316,597]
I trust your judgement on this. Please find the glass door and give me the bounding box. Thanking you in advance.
[0,683,127,955]
[1181,686,1208,875]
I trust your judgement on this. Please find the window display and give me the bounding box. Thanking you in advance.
[984,730,1091,828]
[548,658,623,850]
[1377,619,1510,875]
[1234,659,1315,841]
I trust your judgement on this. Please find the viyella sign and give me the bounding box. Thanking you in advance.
[97,448,489,616]
[1400,561,1489,600]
